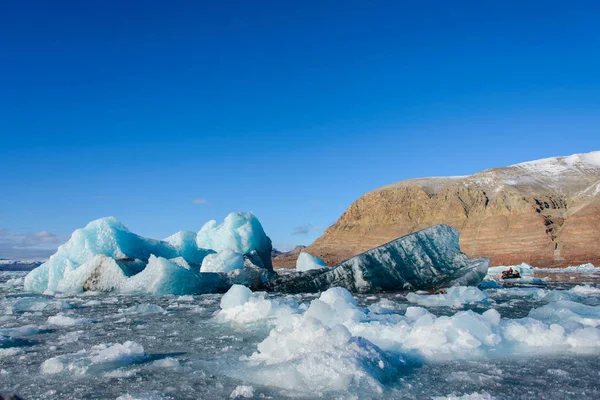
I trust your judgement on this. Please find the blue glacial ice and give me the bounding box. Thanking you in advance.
[295,252,327,272]
[25,217,488,295]
[24,212,273,294]
[200,249,244,273]
[268,224,490,293]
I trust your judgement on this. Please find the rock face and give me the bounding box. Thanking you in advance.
[306,151,600,268]
[268,224,489,293]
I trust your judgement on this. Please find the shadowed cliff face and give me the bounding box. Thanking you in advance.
[303,152,600,268]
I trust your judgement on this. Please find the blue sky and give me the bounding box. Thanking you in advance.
[1,1,599,258]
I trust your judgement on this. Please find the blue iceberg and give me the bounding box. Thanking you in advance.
[24,212,273,293]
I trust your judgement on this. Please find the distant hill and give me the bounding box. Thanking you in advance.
[305,151,600,268]
[0,259,44,271]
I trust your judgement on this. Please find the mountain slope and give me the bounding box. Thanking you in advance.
[306,151,600,268]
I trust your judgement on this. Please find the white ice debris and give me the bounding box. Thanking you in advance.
[406,286,488,308]
[570,285,600,295]
[433,392,494,400]
[41,341,145,375]
[230,385,254,398]
[47,314,91,326]
[537,263,598,273]
[120,304,167,315]
[217,285,297,324]
[214,286,600,394]
[295,252,327,272]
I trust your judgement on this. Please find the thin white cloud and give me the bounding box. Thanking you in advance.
[192,198,208,204]
[0,228,65,260]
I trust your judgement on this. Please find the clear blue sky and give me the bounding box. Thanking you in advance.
[1,1,599,259]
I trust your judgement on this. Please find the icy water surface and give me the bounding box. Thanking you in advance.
[2,270,600,399]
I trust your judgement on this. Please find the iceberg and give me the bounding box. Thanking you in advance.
[268,225,490,293]
[196,212,273,270]
[24,216,485,295]
[296,252,327,272]
[24,212,273,294]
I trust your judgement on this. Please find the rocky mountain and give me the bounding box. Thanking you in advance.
[305,151,600,268]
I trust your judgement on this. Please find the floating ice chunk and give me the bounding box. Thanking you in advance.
[305,287,366,327]
[218,285,297,324]
[116,393,164,400]
[6,297,72,313]
[536,263,598,273]
[570,285,600,295]
[152,357,180,369]
[41,341,145,375]
[200,250,244,273]
[406,287,488,308]
[230,385,254,398]
[220,285,252,309]
[528,300,600,328]
[433,392,494,400]
[196,212,273,270]
[0,348,24,358]
[47,314,91,326]
[295,252,326,272]
[120,304,166,315]
[268,225,489,293]
[246,317,400,394]
[24,217,213,293]
[0,325,42,337]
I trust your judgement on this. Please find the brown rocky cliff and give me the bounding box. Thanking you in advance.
[302,152,600,268]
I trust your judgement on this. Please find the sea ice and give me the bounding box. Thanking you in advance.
[406,287,488,308]
[217,285,297,325]
[47,314,91,326]
[230,385,254,398]
[537,263,598,273]
[295,252,327,272]
[41,341,146,375]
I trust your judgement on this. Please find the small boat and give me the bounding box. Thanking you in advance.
[501,269,521,280]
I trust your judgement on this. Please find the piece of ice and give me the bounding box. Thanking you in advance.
[47,314,91,326]
[295,252,327,272]
[41,341,145,375]
[406,287,488,308]
[536,263,598,273]
[217,285,297,325]
[230,385,254,398]
[570,285,600,295]
[268,225,490,293]
[24,217,212,293]
[196,212,273,270]
[200,250,244,273]
[120,304,167,315]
